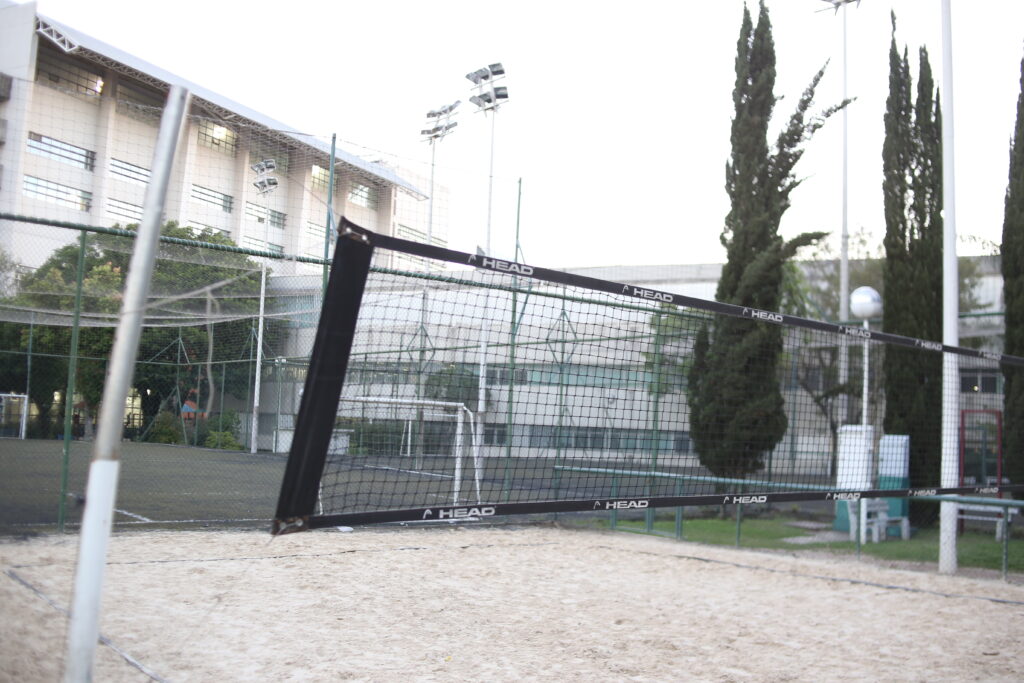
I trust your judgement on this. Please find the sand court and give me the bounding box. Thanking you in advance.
[3,524,1024,681]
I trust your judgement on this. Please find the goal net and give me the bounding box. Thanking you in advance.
[318,396,481,514]
[273,219,1024,533]
[0,393,28,439]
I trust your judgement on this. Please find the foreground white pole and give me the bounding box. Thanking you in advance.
[64,85,190,681]
[939,0,959,575]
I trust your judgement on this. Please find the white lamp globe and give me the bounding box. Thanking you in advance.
[850,286,882,320]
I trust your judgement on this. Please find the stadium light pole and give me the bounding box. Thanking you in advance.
[817,0,862,427]
[421,100,460,250]
[466,63,509,256]
[249,159,278,455]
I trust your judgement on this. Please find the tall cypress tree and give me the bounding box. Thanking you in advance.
[1002,48,1024,497]
[881,18,943,521]
[687,1,841,479]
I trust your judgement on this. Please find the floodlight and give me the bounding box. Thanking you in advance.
[469,95,487,108]
[250,159,277,175]
[488,63,504,76]
[493,86,508,101]
[426,100,461,119]
[466,68,491,84]
[253,177,279,194]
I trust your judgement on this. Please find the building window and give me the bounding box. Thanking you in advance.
[107,198,144,223]
[23,175,92,212]
[573,427,606,450]
[116,82,164,122]
[486,366,528,385]
[249,145,289,175]
[483,424,507,446]
[191,184,233,213]
[197,119,238,155]
[306,220,326,241]
[349,181,378,210]
[242,236,283,255]
[27,132,96,171]
[110,158,151,186]
[305,220,330,257]
[961,371,1000,394]
[186,220,227,236]
[396,223,444,247]
[245,202,286,229]
[311,165,331,191]
[36,47,104,96]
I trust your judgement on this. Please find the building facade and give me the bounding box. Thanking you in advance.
[0,1,426,275]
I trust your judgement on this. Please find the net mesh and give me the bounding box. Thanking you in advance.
[292,234,1020,527]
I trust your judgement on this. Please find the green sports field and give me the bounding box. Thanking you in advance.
[0,439,286,534]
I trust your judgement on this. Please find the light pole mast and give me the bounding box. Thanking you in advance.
[421,100,460,249]
[466,63,509,256]
[249,158,278,454]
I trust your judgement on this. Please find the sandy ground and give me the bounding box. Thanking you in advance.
[2,524,1023,682]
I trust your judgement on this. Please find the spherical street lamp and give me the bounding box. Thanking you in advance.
[850,286,881,427]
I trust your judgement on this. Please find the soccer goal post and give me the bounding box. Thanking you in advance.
[323,396,481,509]
[0,393,29,439]
[273,218,1024,534]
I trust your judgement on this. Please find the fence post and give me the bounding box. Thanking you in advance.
[57,229,87,533]
[674,479,684,540]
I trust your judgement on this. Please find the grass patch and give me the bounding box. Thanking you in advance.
[819,527,1024,574]
[608,513,1024,574]
[614,515,814,549]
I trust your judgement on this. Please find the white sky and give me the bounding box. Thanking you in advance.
[30,0,1024,268]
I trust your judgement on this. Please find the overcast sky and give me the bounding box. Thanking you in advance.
[31,0,1024,269]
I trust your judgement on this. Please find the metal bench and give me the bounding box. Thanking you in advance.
[957,504,1018,541]
[846,498,910,543]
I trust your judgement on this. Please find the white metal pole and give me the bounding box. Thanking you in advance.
[861,318,870,428]
[939,0,960,575]
[859,317,870,545]
[840,3,851,327]
[838,3,851,425]
[249,263,267,454]
[64,85,190,682]
[427,140,437,247]
[486,110,496,256]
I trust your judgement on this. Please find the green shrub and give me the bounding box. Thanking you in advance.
[204,430,244,450]
[147,411,183,444]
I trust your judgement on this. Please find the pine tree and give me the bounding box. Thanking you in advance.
[687,1,842,479]
[1002,48,1024,497]
[881,18,943,521]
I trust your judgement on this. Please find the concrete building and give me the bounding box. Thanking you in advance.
[0,1,426,275]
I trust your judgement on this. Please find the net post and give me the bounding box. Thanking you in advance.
[57,229,86,533]
[674,479,684,540]
[273,220,373,533]
[938,0,960,576]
